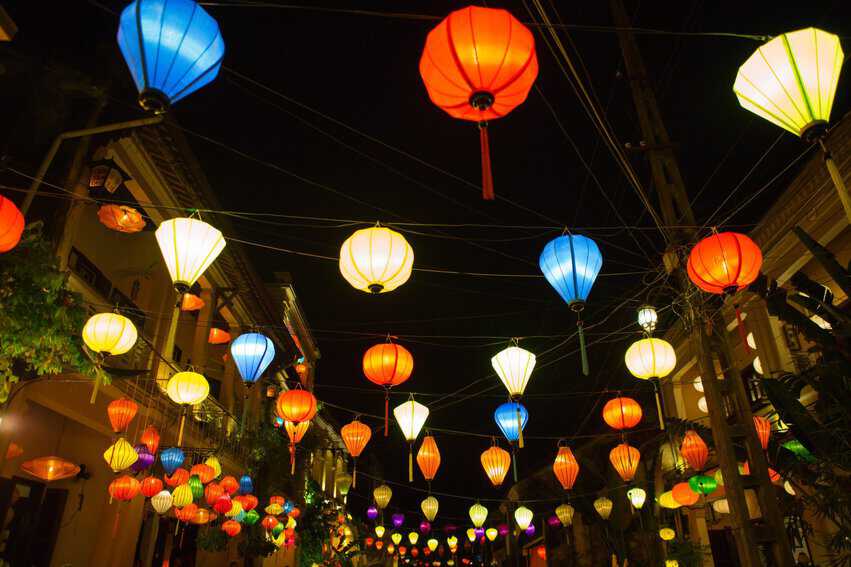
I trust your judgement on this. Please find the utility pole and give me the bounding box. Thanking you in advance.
[609,0,795,565]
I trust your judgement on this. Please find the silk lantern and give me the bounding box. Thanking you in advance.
[658,491,681,509]
[392,513,405,529]
[753,415,771,450]
[192,508,215,525]
[239,474,253,494]
[593,497,613,520]
[637,304,658,334]
[375,525,386,538]
[494,402,528,445]
[416,435,441,483]
[98,205,145,233]
[205,482,224,506]
[172,483,194,508]
[486,528,498,541]
[240,494,258,512]
[231,332,275,385]
[188,474,204,500]
[107,398,139,433]
[0,196,24,252]
[21,456,79,482]
[553,445,580,490]
[393,398,429,482]
[427,538,438,552]
[214,495,233,515]
[366,505,378,520]
[419,520,431,534]
[141,476,164,498]
[514,506,533,531]
[339,226,413,294]
[341,418,371,488]
[659,527,676,541]
[466,528,476,543]
[131,444,155,472]
[672,482,699,506]
[190,464,215,485]
[480,445,511,487]
[688,474,718,495]
[141,425,160,455]
[117,0,225,112]
[419,5,538,199]
[155,217,225,292]
[165,469,189,488]
[166,371,209,444]
[151,490,173,514]
[609,443,641,482]
[82,312,138,402]
[627,487,647,509]
[391,532,403,546]
[160,447,184,475]
[363,340,414,435]
[491,345,535,447]
[469,503,488,528]
[220,475,239,495]
[540,234,603,375]
[243,509,260,525]
[104,437,138,472]
[374,484,392,509]
[555,503,574,527]
[208,328,230,345]
[421,496,439,522]
[602,397,642,430]
[276,388,317,472]
[222,520,241,537]
[680,430,709,471]
[625,337,676,430]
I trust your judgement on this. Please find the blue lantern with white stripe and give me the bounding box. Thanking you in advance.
[117,0,225,113]
[231,332,276,386]
[494,402,528,444]
[239,474,253,495]
[539,234,602,376]
[160,447,185,475]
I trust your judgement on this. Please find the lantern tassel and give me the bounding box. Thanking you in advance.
[90,366,102,404]
[408,446,414,483]
[653,380,666,431]
[177,413,186,446]
[479,122,494,200]
[384,391,389,437]
[516,406,524,449]
[577,320,589,376]
[290,445,296,475]
[113,507,120,537]
[512,447,518,483]
[353,461,357,489]
[734,304,750,353]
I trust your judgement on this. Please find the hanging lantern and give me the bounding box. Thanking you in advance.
[680,430,709,471]
[284,420,310,444]
[5,444,22,460]
[627,487,646,509]
[231,332,276,385]
[421,495,439,522]
[602,397,642,430]
[469,503,488,528]
[466,528,476,543]
[97,204,146,233]
[83,313,138,357]
[262,515,280,531]
[408,532,419,545]
[366,505,378,520]
[493,401,528,445]
[208,328,231,345]
[491,345,536,439]
[447,535,458,548]
[671,482,699,506]
[658,491,681,509]
[363,340,414,435]
[240,494,258,512]
[221,520,241,537]
[166,371,209,405]
[20,456,79,482]
[427,538,439,552]
[419,6,538,199]
[141,476,164,498]
[416,435,441,482]
[0,196,24,253]
[174,503,197,523]
[244,509,260,526]
[341,418,371,488]
[104,437,138,472]
[160,448,185,475]
[220,475,239,495]
[625,338,676,380]
[181,293,205,312]
[688,475,718,495]
[214,494,233,515]
[374,540,384,551]
[117,0,225,112]
[151,490,173,514]
[339,226,414,293]
[697,396,708,413]
[609,443,640,482]
[391,532,403,546]
[276,388,318,423]
[419,520,431,535]
[190,464,216,485]
[165,469,189,488]
[140,426,160,455]
[109,475,141,502]
[375,525,386,538]
[394,398,429,482]
[392,513,405,529]
[593,497,613,520]
[480,445,511,487]
[666,561,679,567]
[155,217,226,292]
[171,483,194,508]
[555,503,574,527]
[753,415,771,450]
[374,484,392,509]
[225,498,243,518]
[514,506,533,531]
[238,474,253,494]
[130,444,155,472]
[553,445,580,490]
[204,482,224,506]
[637,305,658,333]
[107,398,139,433]
[192,508,216,525]
[693,377,704,392]
[659,527,676,541]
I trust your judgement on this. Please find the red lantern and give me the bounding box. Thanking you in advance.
[480,445,511,487]
[140,425,160,455]
[536,546,547,560]
[341,418,372,488]
[208,327,231,344]
[289,506,300,519]
[175,503,198,523]
[672,482,699,506]
[140,476,163,498]
[241,494,258,512]
[205,482,224,506]
[0,196,24,252]
[419,6,538,200]
[107,398,138,433]
[180,293,205,312]
[262,515,279,531]
[363,341,414,436]
[109,475,141,501]
[416,435,441,482]
[220,475,239,495]
[609,443,641,482]
[553,445,579,490]
[97,204,146,233]
[680,430,709,471]
[602,397,642,430]
[190,463,216,484]
[222,519,242,537]
[753,416,771,450]
[165,468,189,488]
[214,495,233,515]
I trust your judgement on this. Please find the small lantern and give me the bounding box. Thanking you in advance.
[107,398,139,433]
[421,495,438,522]
[609,442,641,482]
[103,437,138,472]
[141,476,164,498]
[416,435,441,482]
[88,159,126,194]
[602,397,642,430]
[140,425,160,455]
[594,497,613,520]
[491,345,536,399]
[160,447,185,475]
[553,445,580,490]
[181,293,205,311]
[109,475,141,501]
[627,487,646,509]
[514,506,533,530]
[363,339,414,435]
[341,418,372,488]
[394,398,429,482]
[637,305,657,333]
[98,204,146,233]
[555,503,574,527]
[373,484,392,509]
[469,503,488,528]
[151,490,173,514]
[659,527,676,541]
[680,430,709,471]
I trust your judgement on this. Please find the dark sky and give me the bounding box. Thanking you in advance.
[2,0,848,530]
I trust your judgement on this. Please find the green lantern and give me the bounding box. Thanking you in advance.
[188,475,204,501]
[688,474,717,495]
[272,523,285,537]
[782,439,816,463]
[243,509,260,526]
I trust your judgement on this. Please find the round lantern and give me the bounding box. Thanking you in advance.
[419,520,431,535]
[555,503,574,527]
[753,415,771,450]
[83,313,138,357]
[240,494,258,512]
[187,475,204,500]
[160,448,185,475]
[140,425,160,455]
[671,482,699,506]
[447,535,458,548]
[97,204,146,233]
[637,305,658,333]
[416,435,441,482]
[151,490,173,514]
[494,401,528,445]
[469,503,488,528]
[107,398,139,433]
[366,505,378,520]
[553,445,580,490]
[680,430,709,471]
[104,437,138,472]
[627,487,647,509]
[658,491,681,509]
[480,445,511,487]
[262,515,279,531]
[276,388,318,424]
[602,397,642,430]
[687,232,762,295]
[609,443,641,482]
[164,469,189,489]
[659,527,676,541]
[421,495,439,522]
[339,226,413,294]
[688,474,718,495]
[419,5,538,199]
[0,196,24,252]
[214,494,233,515]
[166,371,210,405]
[243,509,260,525]
[393,398,429,482]
[109,475,141,501]
[155,217,225,292]
[192,508,215,525]
[141,476,164,498]
[625,338,676,380]
[341,418,372,488]
[225,498,243,518]
[222,520,241,537]
[204,482,224,506]
[374,484,392,509]
[363,340,414,435]
[514,506,533,531]
[231,332,275,385]
[190,464,216,485]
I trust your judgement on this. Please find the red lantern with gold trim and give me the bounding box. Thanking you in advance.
[680,430,709,471]
[553,445,579,490]
[609,443,641,482]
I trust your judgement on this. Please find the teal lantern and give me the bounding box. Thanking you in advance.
[117,0,226,113]
[688,474,718,495]
[539,234,602,375]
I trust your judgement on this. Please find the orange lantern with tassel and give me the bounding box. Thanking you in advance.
[97,204,146,233]
[416,435,441,482]
[480,444,511,487]
[109,475,141,501]
[753,416,771,450]
[276,388,318,424]
[553,445,580,490]
[284,419,311,475]
[609,443,641,482]
[680,430,709,471]
[140,425,160,455]
[140,476,164,498]
[107,398,138,433]
[602,397,642,430]
[419,6,538,200]
[362,340,413,436]
[341,418,371,488]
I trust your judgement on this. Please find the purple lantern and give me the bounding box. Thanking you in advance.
[525,523,536,537]
[497,523,509,537]
[474,527,485,538]
[392,513,404,528]
[419,520,431,534]
[131,444,155,472]
[367,506,378,520]
[547,515,561,527]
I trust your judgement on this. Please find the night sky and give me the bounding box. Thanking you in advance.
[2,0,848,526]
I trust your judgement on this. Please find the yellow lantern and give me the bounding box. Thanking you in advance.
[627,487,646,509]
[514,506,533,530]
[658,491,681,509]
[665,561,679,567]
[712,499,730,514]
[491,345,536,398]
[408,531,419,545]
[485,528,498,541]
[393,398,429,482]
[391,532,402,546]
[466,528,476,543]
[555,503,574,527]
[625,338,676,379]
[172,483,193,507]
[155,217,226,292]
[421,495,438,522]
[226,499,243,518]
[427,538,439,551]
[265,503,284,515]
[446,535,458,548]
[103,437,138,472]
[593,497,612,520]
[286,517,297,530]
[374,484,392,509]
[659,527,676,541]
[375,525,386,538]
[339,226,414,294]
[205,456,222,478]
[83,313,137,356]
[166,371,210,405]
[469,502,488,528]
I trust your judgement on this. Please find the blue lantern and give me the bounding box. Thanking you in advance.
[239,474,253,495]
[230,332,276,385]
[283,499,294,514]
[117,0,225,112]
[494,402,528,444]
[539,234,602,376]
[160,447,184,475]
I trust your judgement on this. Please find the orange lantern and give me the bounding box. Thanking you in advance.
[742,461,781,483]
[141,476,164,498]
[97,204,146,233]
[269,495,285,507]
[109,475,141,501]
[480,444,511,487]
[180,293,205,312]
[672,482,699,506]
[20,456,79,482]
[417,435,441,482]
[362,341,414,435]
[241,494,258,512]
[165,468,190,488]
[284,419,311,475]
[536,546,547,560]
[602,397,642,430]
[341,418,372,488]
[208,327,231,344]
[222,519,241,537]
[190,463,216,484]
[276,388,318,424]
[0,195,24,252]
[680,430,709,471]
[175,503,198,523]
[262,515,279,531]
[140,425,160,455]
[107,398,138,433]
[220,475,239,495]
[192,508,216,525]
[288,506,300,519]
[553,445,580,490]
[419,6,538,200]
[753,416,771,450]
[609,443,641,482]
[5,443,23,460]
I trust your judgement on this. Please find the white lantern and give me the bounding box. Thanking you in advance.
[151,489,173,514]
[393,399,429,441]
[339,226,414,294]
[155,217,226,292]
[624,338,676,380]
[469,502,488,528]
[693,376,704,392]
[697,396,708,413]
[637,305,658,333]
[746,332,756,349]
[753,356,763,375]
[627,487,646,509]
[491,345,536,398]
[514,506,533,530]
